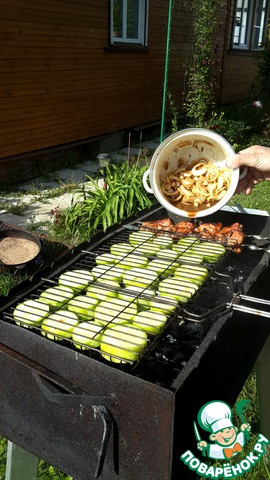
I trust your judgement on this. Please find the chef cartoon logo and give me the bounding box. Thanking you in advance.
[195,400,250,460]
[180,399,270,479]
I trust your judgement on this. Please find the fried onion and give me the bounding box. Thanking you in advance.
[161,158,232,210]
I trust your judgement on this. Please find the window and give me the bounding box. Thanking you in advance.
[110,0,148,46]
[232,0,269,50]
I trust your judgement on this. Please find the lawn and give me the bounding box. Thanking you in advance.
[229,181,270,212]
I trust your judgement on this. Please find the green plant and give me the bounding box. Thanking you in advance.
[205,111,251,151]
[254,24,270,102]
[0,200,29,216]
[60,157,156,243]
[184,0,220,126]
[0,271,28,297]
[167,91,179,133]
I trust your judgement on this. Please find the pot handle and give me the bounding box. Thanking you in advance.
[143,169,153,194]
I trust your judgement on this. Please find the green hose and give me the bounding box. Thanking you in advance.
[160,0,174,143]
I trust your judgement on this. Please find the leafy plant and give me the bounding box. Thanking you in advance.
[167,91,179,133]
[184,0,221,126]
[60,157,156,242]
[205,111,251,151]
[0,200,29,216]
[0,271,29,297]
[254,23,270,102]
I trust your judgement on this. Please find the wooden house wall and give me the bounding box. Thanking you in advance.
[0,0,264,181]
[0,0,169,163]
[219,0,258,104]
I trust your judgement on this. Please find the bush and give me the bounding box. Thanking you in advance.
[206,111,251,151]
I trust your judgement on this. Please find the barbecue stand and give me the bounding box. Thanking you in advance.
[1,204,270,480]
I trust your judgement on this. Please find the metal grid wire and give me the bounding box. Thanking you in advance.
[2,224,233,367]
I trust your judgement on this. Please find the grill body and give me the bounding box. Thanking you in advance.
[1,205,270,480]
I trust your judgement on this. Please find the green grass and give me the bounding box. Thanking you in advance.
[229,181,270,213]
[0,441,72,480]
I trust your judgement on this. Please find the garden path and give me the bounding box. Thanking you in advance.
[0,139,160,232]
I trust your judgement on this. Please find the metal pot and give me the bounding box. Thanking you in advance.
[0,228,42,270]
[143,128,246,219]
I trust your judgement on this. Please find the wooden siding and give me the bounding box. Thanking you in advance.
[219,0,259,104]
[0,0,265,181]
[0,0,169,161]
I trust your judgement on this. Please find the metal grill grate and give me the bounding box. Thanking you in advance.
[2,223,234,367]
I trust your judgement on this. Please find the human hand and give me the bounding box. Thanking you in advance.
[226,145,270,194]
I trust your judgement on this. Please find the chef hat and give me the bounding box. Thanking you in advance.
[198,401,233,433]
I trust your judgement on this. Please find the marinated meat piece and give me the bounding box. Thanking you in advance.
[140,218,244,252]
[141,218,175,231]
[174,221,195,235]
[195,222,223,239]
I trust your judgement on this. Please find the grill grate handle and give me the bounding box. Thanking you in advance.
[231,294,270,319]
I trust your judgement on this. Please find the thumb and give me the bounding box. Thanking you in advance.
[226,153,256,170]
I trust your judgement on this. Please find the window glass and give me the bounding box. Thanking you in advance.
[232,0,251,48]
[232,0,269,50]
[126,0,139,39]
[252,0,268,47]
[113,0,123,39]
[110,0,147,45]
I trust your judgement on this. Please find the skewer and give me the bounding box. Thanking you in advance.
[243,244,270,254]
[245,234,270,241]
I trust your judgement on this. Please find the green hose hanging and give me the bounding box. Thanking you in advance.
[160,0,174,143]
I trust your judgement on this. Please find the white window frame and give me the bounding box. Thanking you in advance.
[232,0,270,51]
[110,0,148,46]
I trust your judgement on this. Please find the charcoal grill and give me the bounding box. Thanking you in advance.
[1,204,270,480]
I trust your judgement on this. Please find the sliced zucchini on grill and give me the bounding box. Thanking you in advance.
[41,310,79,341]
[72,321,104,350]
[91,264,125,282]
[149,296,178,314]
[110,242,133,256]
[152,235,173,249]
[86,280,120,302]
[67,294,99,321]
[94,298,137,327]
[95,253,117,265]
[133,310,167,335]
[123,267,158,289]
[174,264,209,286]
[156,248,179,260]
[172,244,190,254]
[129,230,154,245]
[39,285,74,311]
[133,243,161,256]
[176,236,199,246]
[100,324,148,363]
[118,286,155,310]
[177,251,204,264]
[58,269,94,292]
[116,253,149,269]
[158,277,198,303]
[148,258,178,277]
[13,299,50,328]
[192,242,226,263]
